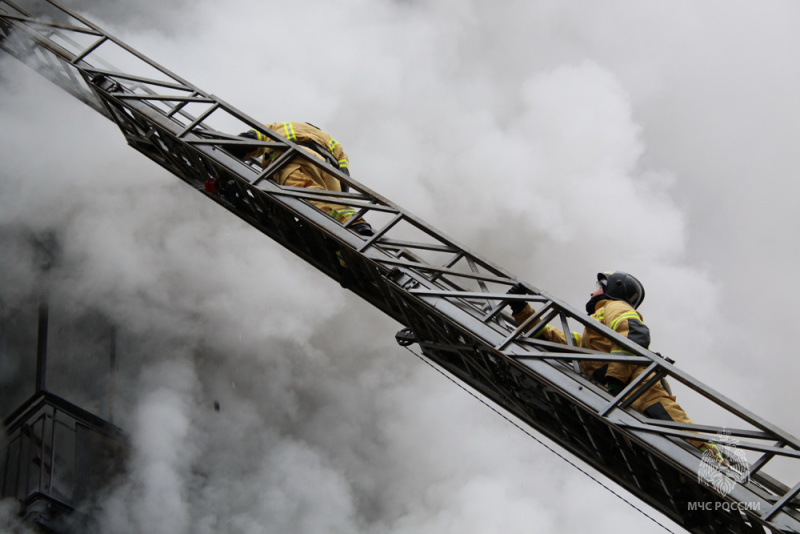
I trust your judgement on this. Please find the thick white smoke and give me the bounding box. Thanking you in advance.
[2,1,799,533]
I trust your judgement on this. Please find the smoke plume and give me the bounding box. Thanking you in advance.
[2,1,799,532]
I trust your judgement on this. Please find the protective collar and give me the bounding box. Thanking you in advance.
[585,294,609,315]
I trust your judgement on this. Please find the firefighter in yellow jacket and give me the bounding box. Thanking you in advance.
[227,122,372,236]
[508,271,712,451]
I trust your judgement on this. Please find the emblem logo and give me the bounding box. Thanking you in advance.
[697,430,750,496]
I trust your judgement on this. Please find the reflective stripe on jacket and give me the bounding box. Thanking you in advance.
[250,122,349,173]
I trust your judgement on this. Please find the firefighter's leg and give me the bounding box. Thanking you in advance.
[281,167,344,216]
[281,166,370,234]
[628,370,706,449]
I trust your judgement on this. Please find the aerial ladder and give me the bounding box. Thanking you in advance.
[1,2,799,532]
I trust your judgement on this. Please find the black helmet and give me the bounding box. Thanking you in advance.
[597,271,645,309]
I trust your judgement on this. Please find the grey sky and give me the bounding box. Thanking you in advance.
[1,1,799,532]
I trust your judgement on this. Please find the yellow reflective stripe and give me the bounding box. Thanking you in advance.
[247,129,267,142]
[596,309,605,320]
[572,332,581,346]
[610,349,636,355]
[610,311,641,331]
[283,122,296,140]
[329,138,349,170]
[329,208,356,222]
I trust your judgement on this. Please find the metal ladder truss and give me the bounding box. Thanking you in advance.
[2,1,799,532]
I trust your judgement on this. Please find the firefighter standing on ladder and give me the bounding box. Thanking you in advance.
[508,271,721,457]
[226,121,373,236]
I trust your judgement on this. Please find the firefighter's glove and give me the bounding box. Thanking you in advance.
[350,220,374,237]
[604,377,625,396]
[227,130,259,159]
[506,282,529,314]
[700,443,727,465]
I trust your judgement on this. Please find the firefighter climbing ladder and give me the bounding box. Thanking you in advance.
[1,2,799,532]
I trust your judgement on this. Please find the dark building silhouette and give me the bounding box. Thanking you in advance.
[1,234,127,533]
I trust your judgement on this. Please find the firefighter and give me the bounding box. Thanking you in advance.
[507,271,716,453]
[227,122,373,236]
